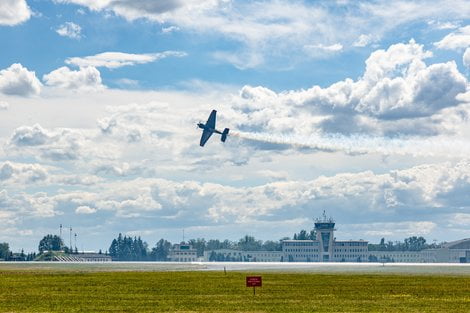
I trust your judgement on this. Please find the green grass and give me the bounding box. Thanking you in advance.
[0,270,468,312]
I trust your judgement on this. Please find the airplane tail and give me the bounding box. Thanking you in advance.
[221,128,229,142]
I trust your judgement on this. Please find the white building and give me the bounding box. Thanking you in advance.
[282,240,320,262]
[203,249,283,262]
[283,214,368,262]
[367,238,470,263]
[168,243,198,262]
[333,241,368,262]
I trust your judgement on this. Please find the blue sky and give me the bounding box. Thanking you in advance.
[1,0,470,252]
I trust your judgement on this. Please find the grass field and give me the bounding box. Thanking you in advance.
[0,268,469,313]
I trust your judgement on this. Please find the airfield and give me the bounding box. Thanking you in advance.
[0,262,469,312]
[1,261,470,274]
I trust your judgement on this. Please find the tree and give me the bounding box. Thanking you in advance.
[293,229,316,240]
[108,234,149,261]
[38,235,64,253]
[404,236,427,251]
[150,239,171,261]
[0,243,10,260]
[188,238,206,257]
[262,240,282,251]
[209,251,217,261]
[237,235,263,251]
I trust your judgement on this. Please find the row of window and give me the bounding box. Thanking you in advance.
[284,249,319,253]
[289,255,319,259]
[173,252,197,256]
[334,254,367,259]
[334,248,367,253]
[173,258,196,262]
[284,242,319,246]
[335,242,367,246]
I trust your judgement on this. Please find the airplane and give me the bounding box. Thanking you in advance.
[197,110,229,147]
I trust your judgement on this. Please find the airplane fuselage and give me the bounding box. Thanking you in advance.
[198,123,222,134]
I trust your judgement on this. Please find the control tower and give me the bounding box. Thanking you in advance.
[314,211,336,262]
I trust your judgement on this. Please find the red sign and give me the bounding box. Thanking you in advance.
[246,276,262,287]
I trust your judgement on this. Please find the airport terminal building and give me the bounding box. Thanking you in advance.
[203,214,369,263]
[202,214,470,263]
[282,215,368,262]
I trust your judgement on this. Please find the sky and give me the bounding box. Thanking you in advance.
[1,0,470,253]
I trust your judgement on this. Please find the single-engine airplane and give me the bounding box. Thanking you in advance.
[197,110,229,147]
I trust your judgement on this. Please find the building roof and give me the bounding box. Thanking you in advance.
[442,238,470,249]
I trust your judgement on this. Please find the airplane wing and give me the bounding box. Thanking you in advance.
[200,129,213,147]
[206,110,217,129]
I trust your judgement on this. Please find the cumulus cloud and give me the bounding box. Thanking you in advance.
[0,190,58,218]
[56,22,82,39]
[0,63,42,96]
[234,40,468,136]
[65,51,187,69]
[0,0,31,26]
[10,124,51,146]
[464,48,470,68]
[75,205,96,214]
[0,161,48,184]
[434,25,470,50]
[43,66,104,91]
[10,160,469,228]
[8,124,89,161]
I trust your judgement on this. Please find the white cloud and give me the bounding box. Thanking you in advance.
[53,0,470,68]
[162,25,179,33]
[9,124,51,146]
[353,34,373,47]
[0,0,31,26]
[235,40,468,136]
[43,66,104,91]
[427,20,460,30]
[464,47,470,68]
[450,213,470,226]
[56,22,82,39]
[306,43,343,52]
[75,205,97,214]
[65,51,187,69]
[0,161,48,184]
[0,63,42,96]
[8,124,94,161]
[303,43,343,58]
[351,221,437,237]
[434,25,470,50]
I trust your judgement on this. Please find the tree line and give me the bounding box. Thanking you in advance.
[1,230,443,262]
[367,236,439,252]
[107,234,284,261]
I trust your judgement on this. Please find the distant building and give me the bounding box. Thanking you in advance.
[283,212,368,262]
[54,252,111,262]
[203,249,283,262]
[168,243,198,262]
[368,238,470,263]
[202,211,470,263]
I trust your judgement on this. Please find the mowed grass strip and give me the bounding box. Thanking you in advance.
[0,271,468,312]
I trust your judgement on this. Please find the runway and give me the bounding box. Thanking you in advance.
[1,261,469,275]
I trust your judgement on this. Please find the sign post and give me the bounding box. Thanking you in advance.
[246,276,262,295]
